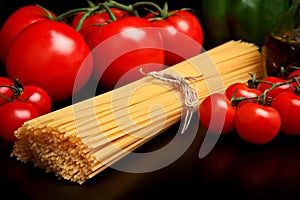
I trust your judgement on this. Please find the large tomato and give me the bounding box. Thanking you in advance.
[87,16,165,90]
[71,8,128,40]
[199,93,236,134]
[235,103,281,144]
[5,20,93,102]
[0,5,55,64]
[0,101,39,142]
[271,92,300,135]
[146,10,203,66]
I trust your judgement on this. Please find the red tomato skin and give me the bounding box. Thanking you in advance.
[5,20,93,102]
[271,92,300,135]
[199,93,236,134]
[235,103,281,144]
[0,5,55,64]
[288,69,300,79]
[225,82,262,106]
[0,101,39,142]
[0,77,14,106]
[87,16,165,90]
[146,10,203,66]
[257,76,294,99]
[71,8,128,39]
[18,85,52,115]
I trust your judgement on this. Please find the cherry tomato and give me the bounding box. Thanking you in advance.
[271,92,300,135]
[0,101,39,142]
[145,10,203,66]
[71,8,128,40]
[18,85,52,115]
[257,76,294,99]
[199,93,236,134]
[5,20,93,102]
[0,5,55,64]
[225,82,262,107]
[0,77,14,106]
[288,69,300,79]
[87,16,165,90]
[235,103,281,144]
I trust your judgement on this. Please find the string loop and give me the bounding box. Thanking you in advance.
[140,68,203,133]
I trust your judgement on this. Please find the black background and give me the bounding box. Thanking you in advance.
[1,1,300,200]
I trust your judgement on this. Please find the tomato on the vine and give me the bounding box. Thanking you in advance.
[5,20,93,102]
[71,8,128,40]
[271,92,300,135]
[288,69,300,79]
[199,93,236,134]
[145,10,203,66]
[0,101,39,142]
[18,85,52,115]
[225,82,262,107]
[257,76,294,99]
[0,5,55,64]
[87,16,165,90]
[235,102,281,144]
[0,77,14,106]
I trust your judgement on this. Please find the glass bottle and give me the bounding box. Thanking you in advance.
[261,0,300,78]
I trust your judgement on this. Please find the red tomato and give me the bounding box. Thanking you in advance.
[271,92,300,135]
[288,69,300,79]
[0,77,14,106]
[257,76,294,99]
[5,20,93,102]
[87,16,165,90]
[235,103,281,144]
[71,8,128,39]
[18,85,52,115]
[0,101,39,142]
[199,93,236,134]
[146,10,203,66]
[0,5,55,64]
[225,82,262,106]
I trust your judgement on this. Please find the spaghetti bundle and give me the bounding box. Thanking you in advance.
[11,40,265,184]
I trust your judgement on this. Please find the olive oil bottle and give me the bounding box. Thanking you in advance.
[261,0,300,78]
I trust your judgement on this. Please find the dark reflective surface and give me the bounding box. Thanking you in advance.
[2,123,300,200]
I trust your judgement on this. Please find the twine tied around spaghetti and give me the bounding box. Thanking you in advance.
[140,68,203,134]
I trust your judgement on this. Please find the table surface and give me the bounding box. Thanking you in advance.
[2,121,300,200]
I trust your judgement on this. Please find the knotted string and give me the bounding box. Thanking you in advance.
[140,68,203,134]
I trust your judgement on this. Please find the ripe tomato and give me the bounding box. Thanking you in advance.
[199,93,236,134]
[5,20,93,102]
[0,5,55,64]
[225,82,262,106]
[71,8,128,39]
[0,77,14,106]
[288,69,300,79]
[257,76,294,99]
[87,16,165,90]
[0,101,39,142]
[145,10,203,66]
[18,85,52,115]
[271,92,300,135]
[235,103,281,144]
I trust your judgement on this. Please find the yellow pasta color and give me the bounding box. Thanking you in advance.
[11,40,265,184]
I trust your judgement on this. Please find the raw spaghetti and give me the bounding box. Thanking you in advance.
[11,40,265,184]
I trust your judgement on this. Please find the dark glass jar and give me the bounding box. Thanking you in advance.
[261,0,300,78]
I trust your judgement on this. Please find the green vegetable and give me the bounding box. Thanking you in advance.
[202,0,290,48]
